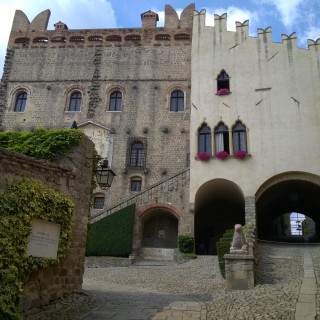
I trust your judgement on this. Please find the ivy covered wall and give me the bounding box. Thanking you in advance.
[0,130,95,316]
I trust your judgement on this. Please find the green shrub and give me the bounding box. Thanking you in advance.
[0,128,83,161]
[0,178,74,319]
[177,235,194,253]
[86,204,135,257]
[216,229,234,278]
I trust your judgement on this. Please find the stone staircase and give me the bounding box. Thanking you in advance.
[90,168,190,223]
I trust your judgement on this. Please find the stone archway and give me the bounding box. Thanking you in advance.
[194,179,245,255]
[138,203,182,260]
[256,172,320,242]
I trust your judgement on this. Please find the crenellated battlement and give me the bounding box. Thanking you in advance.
[8,4,195,50]
[194,10,320,50]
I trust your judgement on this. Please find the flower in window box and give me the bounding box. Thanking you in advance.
[197,152,211,161]
[234,150,247,159]
[215,151,229,159]
[217,88,230,95]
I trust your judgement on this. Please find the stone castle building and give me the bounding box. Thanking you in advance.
[0,3,319,257]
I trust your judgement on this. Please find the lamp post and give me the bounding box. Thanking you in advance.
[95,158,116,190]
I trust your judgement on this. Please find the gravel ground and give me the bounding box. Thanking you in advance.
[206,243,304,320]
[26,242,320,320]
[84,256,225,297]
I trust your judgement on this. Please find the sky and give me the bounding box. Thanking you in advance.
[0,0,320,76]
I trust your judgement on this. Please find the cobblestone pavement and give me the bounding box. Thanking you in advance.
[25,242,320,320]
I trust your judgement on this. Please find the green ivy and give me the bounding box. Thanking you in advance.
[0,128,83,161]
[0,178,75,319]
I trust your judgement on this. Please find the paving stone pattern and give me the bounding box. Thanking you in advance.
[25,243,320,320]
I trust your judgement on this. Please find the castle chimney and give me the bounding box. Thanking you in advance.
[141,10,159,28]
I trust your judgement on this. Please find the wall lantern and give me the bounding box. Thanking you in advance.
[95,158,116,190]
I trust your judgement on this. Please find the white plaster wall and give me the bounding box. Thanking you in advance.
[190,11,320,202]
[78,122,114,164]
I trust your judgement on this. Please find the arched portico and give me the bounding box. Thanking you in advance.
[194,179,245,254]
[256,172,320,242]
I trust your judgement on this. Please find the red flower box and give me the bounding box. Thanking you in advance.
[215,151,229,159]
[234,150,247,159]
[197,152,211,161]
[217,88,230,95]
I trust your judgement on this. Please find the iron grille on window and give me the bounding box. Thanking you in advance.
[131,180,142,192]
[126,137,147,170]
[93,196,105,209]
[130,142,145,167]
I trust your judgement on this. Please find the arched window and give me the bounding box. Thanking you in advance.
[232,121,247,153]
[130,141,145,167]
[68,91,82,111]
[214,122,229,153]
[170,90,184,112]
[14,91,27,112]
[130,176,142,192]
[198,124,211,154]
[109,91,122,111]
[217,70,230,92]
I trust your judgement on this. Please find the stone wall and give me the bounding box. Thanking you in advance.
[0,135,94,310]
[0,4,194,220]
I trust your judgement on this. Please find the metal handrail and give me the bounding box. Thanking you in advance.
[90,167,190,222]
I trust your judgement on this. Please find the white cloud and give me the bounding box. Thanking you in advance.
[0,0,116,74]
[299,26,320,46]
[257,0,304,29]
[205,7,259,35]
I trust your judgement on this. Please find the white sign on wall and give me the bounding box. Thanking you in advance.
[27,219,61,259]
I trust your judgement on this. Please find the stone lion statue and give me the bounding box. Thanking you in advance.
[230,224,248,254]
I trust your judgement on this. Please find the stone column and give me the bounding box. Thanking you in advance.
[245,196,256,225]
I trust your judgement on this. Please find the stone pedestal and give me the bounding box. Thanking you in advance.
[224,253,255,290]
